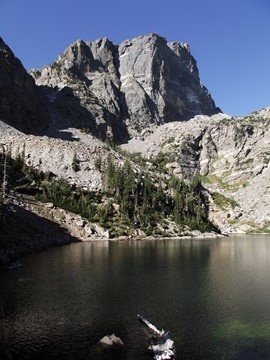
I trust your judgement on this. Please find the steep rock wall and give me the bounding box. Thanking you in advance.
[0,37,50,134]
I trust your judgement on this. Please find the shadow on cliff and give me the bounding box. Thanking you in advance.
[36,85,131,144]
[0,203,80,267]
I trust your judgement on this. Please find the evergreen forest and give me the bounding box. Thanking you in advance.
[0,148,216,238]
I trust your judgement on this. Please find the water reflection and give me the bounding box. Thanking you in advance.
[1,235,270,359]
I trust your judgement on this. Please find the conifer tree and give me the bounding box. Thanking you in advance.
[72,152,80,172]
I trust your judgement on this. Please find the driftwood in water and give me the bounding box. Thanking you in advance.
[137,314,176,360]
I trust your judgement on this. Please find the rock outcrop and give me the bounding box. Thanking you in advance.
[30,38,128,142]
[0,37,50,134]
[29,33,220,141]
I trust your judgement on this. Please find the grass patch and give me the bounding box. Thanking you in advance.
[202,173,249,191]
[201,174,232,190]
[249,221,270,234]
[212,192,239,210]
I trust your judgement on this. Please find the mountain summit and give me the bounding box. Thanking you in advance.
[30,33,220,141]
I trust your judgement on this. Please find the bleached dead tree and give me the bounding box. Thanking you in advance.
[0,144,8,221]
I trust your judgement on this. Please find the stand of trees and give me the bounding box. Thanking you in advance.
[0,149,215,238]
[102,156,213,233]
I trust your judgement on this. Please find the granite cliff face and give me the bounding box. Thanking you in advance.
[30,33,220,141]
[30,37,127,141]
[0,37,49,134]
[118,34,219,132]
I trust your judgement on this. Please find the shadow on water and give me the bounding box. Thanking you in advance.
[0,203,80,268]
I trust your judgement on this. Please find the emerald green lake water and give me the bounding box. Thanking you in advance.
[1,235,270,359]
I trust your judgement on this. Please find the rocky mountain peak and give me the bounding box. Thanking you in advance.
[56,37,118,75]
[118,33,220,131]
[58,39,96,72]
[27,33,220,141]
[119,33,167,50]
[167,41,199,77]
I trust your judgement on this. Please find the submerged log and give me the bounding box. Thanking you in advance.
[137,314,176,360]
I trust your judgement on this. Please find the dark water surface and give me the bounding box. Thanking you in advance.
[1,235,270,359]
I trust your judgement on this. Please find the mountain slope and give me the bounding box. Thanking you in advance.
[120,108,270,233]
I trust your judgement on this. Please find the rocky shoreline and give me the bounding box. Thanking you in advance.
[2,201,267,270]
[1,179,269,270]
[0,231,224,270]
[0,197,224,269]
[2,185,269,269]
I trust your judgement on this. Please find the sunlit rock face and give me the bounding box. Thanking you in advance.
[118,34,220,133]
[30,33,220,141]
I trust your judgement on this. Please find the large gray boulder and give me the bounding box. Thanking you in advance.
[98,334,124,347]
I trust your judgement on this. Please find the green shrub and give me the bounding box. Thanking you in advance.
[212,192,238,210]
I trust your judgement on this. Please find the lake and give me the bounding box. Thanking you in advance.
[1,235,270,359]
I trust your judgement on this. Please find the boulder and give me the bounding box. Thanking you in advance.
[98,334,124,347]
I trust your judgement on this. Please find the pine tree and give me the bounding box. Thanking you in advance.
[94,156,102,171]
[72,152,80,172]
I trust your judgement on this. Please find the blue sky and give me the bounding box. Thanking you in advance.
[0,0,269,116]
